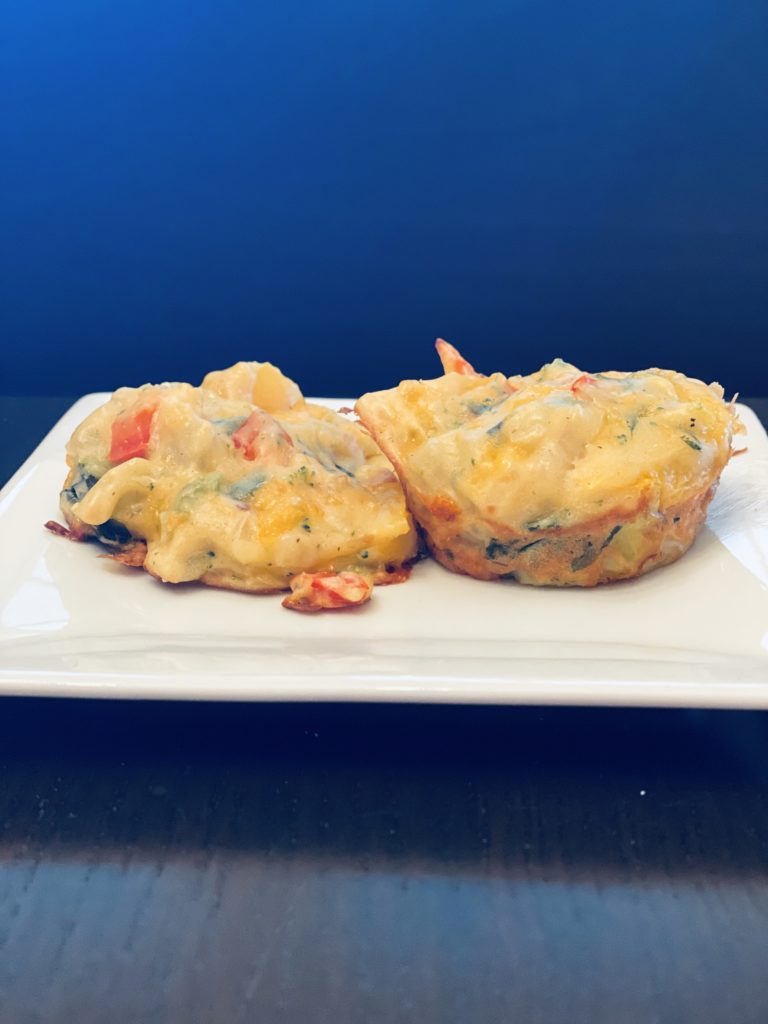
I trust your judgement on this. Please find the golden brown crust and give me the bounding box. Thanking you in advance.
[100,542,148,568]
[428,495,461,522]
[415,484,716,586]
[140,554,416,595]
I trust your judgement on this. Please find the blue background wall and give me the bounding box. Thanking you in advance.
[3,1,766,397]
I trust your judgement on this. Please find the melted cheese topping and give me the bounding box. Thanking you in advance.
[62,362,417,591]
[356,359,739,533]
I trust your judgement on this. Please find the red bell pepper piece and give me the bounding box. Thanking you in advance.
[232,410,293,461]
[109,405,157,463]
[570,374,597,394]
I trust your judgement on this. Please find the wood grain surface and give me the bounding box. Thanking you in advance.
[0,700,767,1023]
[1,399,767,1023]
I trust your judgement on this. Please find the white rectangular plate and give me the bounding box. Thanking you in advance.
[1,395,767,707]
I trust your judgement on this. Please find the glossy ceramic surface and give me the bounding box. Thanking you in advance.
[1,395,766,706]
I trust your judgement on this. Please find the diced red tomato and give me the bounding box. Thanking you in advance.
[109,405,157,463]
[570,374,597,395]
[282,571,373,613]
[232,410,293,461]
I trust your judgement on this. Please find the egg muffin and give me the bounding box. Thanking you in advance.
[52,361,418,601]
[355,341,742,586]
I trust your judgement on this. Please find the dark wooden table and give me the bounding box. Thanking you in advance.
[1,397,767,1024]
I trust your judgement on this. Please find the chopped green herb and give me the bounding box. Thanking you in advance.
[359,550,369,559]
[467,395,506,417]
[682,435,702,451]
[486,538,514,560]
[301,518,312,532]
[517,538,545,555]
[616,434,628,444]
[228,472,266,500]
[176,473,222,511]
[571,541,597,572]
[206,550,215,558]
[600,525,622,550]
[289,465,315,486]
[212,416,248,435]
[467,399,493,415]
[61,464,100,506]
